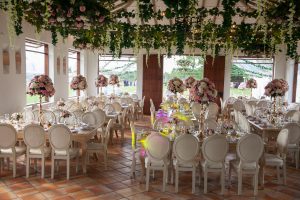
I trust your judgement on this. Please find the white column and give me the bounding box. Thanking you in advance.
[285,59,295,103]
[86,51,99,97]
[274,44,287,79]
[223,54,232,100]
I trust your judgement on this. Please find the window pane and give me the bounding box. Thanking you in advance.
[163,55,204,98]
[68,50,79,97]
[230,58,273,98]
[99,55,137,95]
[25,40,46,105]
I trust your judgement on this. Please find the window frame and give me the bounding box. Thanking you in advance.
[25,39,49,105]
[68,49,81,97]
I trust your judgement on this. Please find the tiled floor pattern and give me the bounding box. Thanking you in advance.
[0,117,300,199]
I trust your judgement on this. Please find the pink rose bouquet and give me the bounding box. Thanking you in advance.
[27,75,55,97]
[264,79,289,97]
[70,75,88,90]
[184,76,196,89]
[246,78,257,89]
[109,74,119,85]
[95,74,108,87]
[167,77,185,94]
[190,77,218,104]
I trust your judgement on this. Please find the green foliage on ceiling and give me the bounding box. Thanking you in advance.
[1,0,300,59]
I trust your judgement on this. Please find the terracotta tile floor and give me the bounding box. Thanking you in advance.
[1,116,300,199]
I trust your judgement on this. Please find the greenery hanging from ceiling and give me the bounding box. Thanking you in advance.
[0,0,299,59]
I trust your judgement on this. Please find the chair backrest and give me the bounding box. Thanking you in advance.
[33,109,56,124]
[202,134,228,163]
[191,102,201,118]
[92,108,106,127]
[283,123,300,144]
[82,112,97,127]
[239,113,251,133]
[23,124,45,149]
[225,97,236,105]
[103,103,115,114]
[112,102,122,112]
[233,99,245,112]
[104,119,114,145]
[23,109,34,123]
[126,97,134,104]
[285,110,297,120]
[72,109,84,120]
[173,134,199,163]
[237,134,264,164]
[256,100,269,108]
[290,111,300,123]
[146,133,170,161]
[139,96,145,107]
[48,124,71,150]
[0,124,17,149]
[205,102,219,119]
[287,103,300,111]
[131,94,139,100]
[204,118,219,131]
[276,129,289,157]
[150,99,155,110]
[244,103,253,116]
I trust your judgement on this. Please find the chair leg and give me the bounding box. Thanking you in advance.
[51,157,55,179]
[283,163,287,185]
[296,150,299,169]
[76,154,79,173]
[34,159,37,173]
[41,157,45,179]
[163,167,167,192]
[199,166,201,186]
[104,150,107,170]
[131,152,136,178]
[12,156,16,178]
[276,166,281,183]
[204,171,208,194]
[146,167,150,191]
[221,169,225,195]
[67,158,70,180]
[238,172,242,195]
[152,170,155,179]
[26,155,30,178]
[6,158,10,170]
[175,169,179,193]
[121,129,124,142]
[254,173,258,196]
[192,168,196,194]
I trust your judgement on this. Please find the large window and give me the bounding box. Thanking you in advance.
[98,55,137,95]
[68,50,80,97]
[230,57,273,98]
[25,39,49,105]
[163,55,204,98]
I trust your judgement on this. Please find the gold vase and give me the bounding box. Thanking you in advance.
[38,95,44,126]
[270,97,277,124]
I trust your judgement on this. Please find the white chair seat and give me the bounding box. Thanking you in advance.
[1,146,26,155]
[201,160,223,169]
[145,157,169,167]
[29,147,51,155]
[173,159,198,168]
[231,160,259,171]
[87,142,105,150]
[265,153,284,166]
[287,144,299,150]
[54,148,79,157]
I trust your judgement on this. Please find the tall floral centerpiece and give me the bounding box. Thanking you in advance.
[190,78,217,139]
[109,74,119,95]
[167,77,185,100]
[70,75,88,103]
[184,76,196,100]
[264,79,289,124]
[95,74,108,99]
[246,78,257,97]
[27,75,55,125]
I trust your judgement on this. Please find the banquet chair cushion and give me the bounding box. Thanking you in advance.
[265,153,284,166]
[54,148,79,157]
[1,146,26,155]
[29,147,51,155]
[145,157,169,167]
[173,159,198,168]
[201,160,223,169]
[230,160,258,171]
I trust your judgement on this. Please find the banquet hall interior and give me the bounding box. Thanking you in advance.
[0,0,300,199]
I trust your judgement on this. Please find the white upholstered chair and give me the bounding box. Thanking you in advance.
[229,134,264,196]
[48,124,79,180]
[0,124,26,177]
[205,102,219,120]
[173,134,199,193]
[86,119,114,169]
[145,133,171,192]
[204,118,219,131]
[82,112,97,127]
[201,135,228,195]
[283,123,300,169]
[23,124,50,178]
[265,129,289,185]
